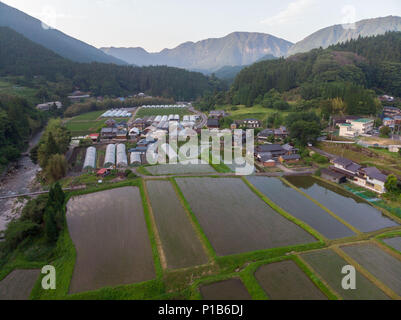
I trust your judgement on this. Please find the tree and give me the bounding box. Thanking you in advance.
[45,154,67,183]
[44,206,58,243]
[380,126,391,138]
[385,174,399,194]
[289,120,321,146]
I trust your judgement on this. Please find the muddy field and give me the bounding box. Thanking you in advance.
[0,269,39,300]
[146,162,215,175]
[176,178,316,256]
[146,180,208,269]
[383,237,401,253]
[66,187,155,293]
[254,260,327,300]
[247,177,355,239]
[341,243,401,296]
[302,249,389,300]
[199,279,251,300]
[286,176,398,232]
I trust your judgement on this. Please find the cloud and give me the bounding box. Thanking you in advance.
[261,0,317,26]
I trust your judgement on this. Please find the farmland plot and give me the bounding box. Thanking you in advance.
[247,177,355,239]
[285,176,398,232]
[146,180,208,269]
[383,237,401,253]
[341,243,401,296]
[146,162,215,175]
[302,249,389,300]
[254,260,327,300]
[176,178,316,256]
[67,187,155,293]
[199,279,251,300]
[0,270,39,300]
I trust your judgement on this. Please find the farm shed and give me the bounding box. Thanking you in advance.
[83,147,97,171]
[104,144,116,167]
[321,168,347,184]
[116,144,128,167]
[160,143,178,163]
[130,152,142,166]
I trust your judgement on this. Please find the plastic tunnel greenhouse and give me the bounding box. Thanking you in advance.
[104,144,116,167]
[116,144,128,167]
[83,146,97,171]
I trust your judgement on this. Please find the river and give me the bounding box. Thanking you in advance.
[0,130,43,232]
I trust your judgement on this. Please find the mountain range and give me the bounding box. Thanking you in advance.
[288,15,401,56]
[0,1,126,65]
[101,33,292,72]
[1,2,401,77]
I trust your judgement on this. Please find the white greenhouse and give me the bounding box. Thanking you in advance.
[130,152,142,166]
[83,147,97,171]
[116,144,128,167]
[104,144,116,167]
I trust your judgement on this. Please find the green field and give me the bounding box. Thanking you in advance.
[135,107,192,119]
[0,79,38,104]
[218,104,291,123]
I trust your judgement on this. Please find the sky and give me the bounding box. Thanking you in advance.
[2,0,401,52]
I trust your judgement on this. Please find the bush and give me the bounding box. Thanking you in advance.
[45,154,67,183]
[311,153,329,164]
[4,220,40,250]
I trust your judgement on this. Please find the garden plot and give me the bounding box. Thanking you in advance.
[285,176,398,233]
[146,180,208,269]
[146,162,215,175]
[341,243,401,296]
[67,187,155,293]
[0,269,39,300]
[302,249,389,300]
[199,279,251,300]
[247,177,355,239]
[383,237,401,253]
[254,260,327,300]
[176,178,316,256]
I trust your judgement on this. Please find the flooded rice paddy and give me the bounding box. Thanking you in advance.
[199,279,251,300]
[176,178,316,256]
[0,269,39,300]
[302,249,389,300]
[341,243,401,296]
[285,176,398,232]
[146,180,208,269]
[146,162,215,175]
[247,177,355,239]
[66,187,155,293]
[254,260,327,300]
[383,237,401,253]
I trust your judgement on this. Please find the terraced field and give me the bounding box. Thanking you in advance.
[146,180,208,269]
[341,243,401,297]
[146,163,216,175]
[383,237,401,253]
[286,176,398,232]
[199,279,251,300]
[254,260,327,300]
[247,176,355,239]
[176,177,316,256]
[301,249,389,300]
[0,270,39,300]
[66,187,155,293]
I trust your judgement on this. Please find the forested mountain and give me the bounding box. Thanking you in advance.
[0,27,224,100]
[224,32,401,114]
[288,16,401,56]
[101,32,292,71]
[0,1,125,65]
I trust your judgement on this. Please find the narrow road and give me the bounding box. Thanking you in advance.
[189,106,208,129]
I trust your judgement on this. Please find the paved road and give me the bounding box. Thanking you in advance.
[189,106,208,129]
[309,146,337,160]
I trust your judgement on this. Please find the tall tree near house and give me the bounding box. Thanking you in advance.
[385,174,399,194]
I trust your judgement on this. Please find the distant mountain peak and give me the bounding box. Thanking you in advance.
[288,15,401,56]
[102,32,293,71]
[0,1,125,64]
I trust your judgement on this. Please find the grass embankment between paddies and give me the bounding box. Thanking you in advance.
[29,178,164,299]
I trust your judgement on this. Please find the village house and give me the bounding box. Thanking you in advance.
[36,101,62,111]
[321,168,347,184]
[255,144,287,160]
[208,110,227,119]
[68,90,91,102]
[207,118,220,129]
[355,167,388,194]
[383,106,401,118]
[100,127,118,139]
[331,157,362,178]
[235,119,262,129]
[339,118,374,137]
[279,154,301,164]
